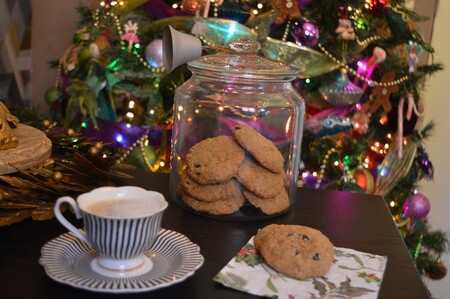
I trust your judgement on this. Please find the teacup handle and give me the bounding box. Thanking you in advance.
[54,196,92,246]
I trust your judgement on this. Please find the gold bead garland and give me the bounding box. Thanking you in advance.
[213,0,219,17]
[315,148,355,189]
[315,148,336,189]
[54,59,63,90]
[317,43,408,87]
[195,34,213,47]
[277,19,292,61]
[93,9,165,73]
[115,134,157,172]
[355,35,382,48]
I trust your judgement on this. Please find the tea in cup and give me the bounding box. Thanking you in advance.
[54,186,168,276]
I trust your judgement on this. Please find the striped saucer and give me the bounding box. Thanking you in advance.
[40,228,204,293]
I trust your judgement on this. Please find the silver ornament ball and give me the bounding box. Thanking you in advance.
[145,39,164,68]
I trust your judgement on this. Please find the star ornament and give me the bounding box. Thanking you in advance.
[365,72,399,113]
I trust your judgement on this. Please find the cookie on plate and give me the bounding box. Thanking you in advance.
[236,158,285,198]
[186,136,245,184]
[243,188,289,215]
[233,124,284,174]
[181,172,241,202]
[181,191,244,215]
[254,224,334,280]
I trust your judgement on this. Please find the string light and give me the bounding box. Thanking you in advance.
[370,139,389,155]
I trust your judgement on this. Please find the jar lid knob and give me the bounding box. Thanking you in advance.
[229,40,261,53]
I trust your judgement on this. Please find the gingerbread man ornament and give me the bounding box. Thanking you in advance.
[272,0,301,25]
[364,72,399,113]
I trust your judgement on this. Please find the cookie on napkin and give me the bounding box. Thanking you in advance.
[254,224,334,279]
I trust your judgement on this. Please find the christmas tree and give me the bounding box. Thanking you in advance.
[44,0,447,279]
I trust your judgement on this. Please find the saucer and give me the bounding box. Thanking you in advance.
[39,229,204,293]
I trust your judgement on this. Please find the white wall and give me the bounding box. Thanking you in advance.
[420,0,450,298]
[30,0,94,115]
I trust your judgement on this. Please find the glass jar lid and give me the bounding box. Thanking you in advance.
[187,40,299,81]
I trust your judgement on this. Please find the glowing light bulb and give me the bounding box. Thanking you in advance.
[115,134,123,143]
[128,100,135,109]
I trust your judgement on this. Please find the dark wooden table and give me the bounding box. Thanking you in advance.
[0,172,429,299]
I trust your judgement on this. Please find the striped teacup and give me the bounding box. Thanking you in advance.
[54,186,168,275]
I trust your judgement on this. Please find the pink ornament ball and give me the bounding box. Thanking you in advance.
[402,193,431,219]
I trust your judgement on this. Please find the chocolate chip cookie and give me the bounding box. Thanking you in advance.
[186,136,245,184]
[181,191,244,215]
[243,188,289,215]
[233,124,284,173]
[236,158,285,198]
[254,224,334,280]
[181,171,241,202]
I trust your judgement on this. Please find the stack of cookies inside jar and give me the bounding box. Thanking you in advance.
[177,124,289,217]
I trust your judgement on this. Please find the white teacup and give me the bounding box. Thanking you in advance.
[54,186,168,276]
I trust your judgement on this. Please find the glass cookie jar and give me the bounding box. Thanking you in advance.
[169,40,305,220]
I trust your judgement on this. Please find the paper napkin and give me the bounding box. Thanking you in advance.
[214,237,387,299]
